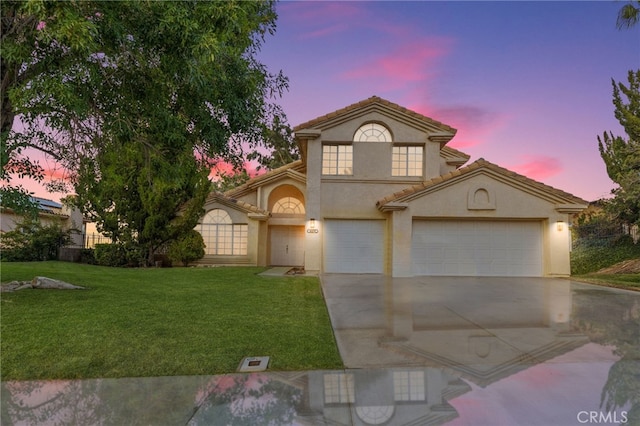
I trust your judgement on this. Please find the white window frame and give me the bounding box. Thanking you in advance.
[324,373,355,404]
[354,122,392,142]
[322,145,353,175]
[197,209,248,256]
[272,197,305,215]
[393,370,425,401]
[392,145,423,177]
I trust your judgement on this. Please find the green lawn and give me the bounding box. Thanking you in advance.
[571,274,640,291]
[570,240,640,291]
[0,262,343,381]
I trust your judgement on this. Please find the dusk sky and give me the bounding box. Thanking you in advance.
[19,1,638,203]
[258,0,639,202]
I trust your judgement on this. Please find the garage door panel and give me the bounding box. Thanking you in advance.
[325,220,385,273]
[412,220,542,277]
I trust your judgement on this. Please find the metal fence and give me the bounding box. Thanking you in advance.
[84,233,112,249]
[572,222,639,249]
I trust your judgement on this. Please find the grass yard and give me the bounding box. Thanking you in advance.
[570,240,640,291]
[570,274,640,291]
[1,262,343,381]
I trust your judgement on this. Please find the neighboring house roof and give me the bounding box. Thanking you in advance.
[293,96,457,143]
[377,158,589,208]
[203,192,270,218]
[32,197,63,211]
[225,160,306,198]
[0,196,67,218]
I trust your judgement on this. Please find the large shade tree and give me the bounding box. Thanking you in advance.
[617,0,640,29]
[2,0,289,263]
[598,70,640,227]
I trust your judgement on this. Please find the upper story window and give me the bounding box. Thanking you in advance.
[273,197,305,215]
[322,145,353,175]
[393,371,425,401]
[324,373,355,404]
[353,123,392,142]
[392,145,423,177]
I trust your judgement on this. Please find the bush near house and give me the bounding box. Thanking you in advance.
[94,243,146,267]
[168,229,205,266]
[0,218,71,261]
[571,236,640,275]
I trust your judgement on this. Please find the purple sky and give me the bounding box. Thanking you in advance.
[18,1,638,203]
[258,0,639,201]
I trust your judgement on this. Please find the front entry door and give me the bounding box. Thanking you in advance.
[270,226,305,266]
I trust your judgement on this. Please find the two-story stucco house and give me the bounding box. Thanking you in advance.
[196,96,587,277]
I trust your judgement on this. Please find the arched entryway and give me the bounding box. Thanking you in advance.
[268,185,305,266]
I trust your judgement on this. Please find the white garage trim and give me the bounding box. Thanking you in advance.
[324,219,385,273]
[412,220,543,277]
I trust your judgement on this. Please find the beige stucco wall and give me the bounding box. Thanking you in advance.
[387,172,575,277]
[1,205,84,248]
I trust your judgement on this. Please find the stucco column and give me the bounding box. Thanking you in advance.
[303,137,322,272]
[390,207,412,277]
[424,141,441,180]
[546,214,572,276]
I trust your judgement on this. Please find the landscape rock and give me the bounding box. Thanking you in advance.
[32,277,86,290]
[0,277,86,292]
[0,281,32,292]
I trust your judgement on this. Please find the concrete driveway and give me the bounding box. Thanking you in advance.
[320,275,636,369]
[319,274,639,424]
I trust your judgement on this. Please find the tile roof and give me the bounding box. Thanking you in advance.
[204,192,270,216]
[440,146,471,165]
[224,160,306,197]
[377,158,589,208]
[293,96,457,134]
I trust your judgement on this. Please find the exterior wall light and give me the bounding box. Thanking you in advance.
[557,221,564,231]
[307,218,319,233]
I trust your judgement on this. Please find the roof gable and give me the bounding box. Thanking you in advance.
[377,158,589,209]
[204,192,269,217]
[440,146,471,167]
[225,161,306,198]
[293,96,457,144]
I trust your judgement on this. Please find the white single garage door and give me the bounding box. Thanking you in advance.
[325,219,385,273]
[412,220,543,276]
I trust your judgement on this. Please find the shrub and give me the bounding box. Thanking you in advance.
[571,236,640,275]
[94,244,128,267]
[80,249,96,264]
[0,218,71,261]
[94,243,149,267]
[168,230,205,267]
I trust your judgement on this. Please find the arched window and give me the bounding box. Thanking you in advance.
[196,209,247,255]
[355,406,395,425]
[353,123,392,142]
[272,197,305,215]
[203,209,232,224]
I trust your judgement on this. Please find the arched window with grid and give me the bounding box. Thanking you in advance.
[272,197,305,215]
[353,122,392,142]
[196,209,248,255]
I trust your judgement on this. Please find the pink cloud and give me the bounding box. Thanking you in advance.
[341,39,452,91]
[208,160,263,181]
[280,2,364,39]
[510,155,563,180]
[407,101,507,150]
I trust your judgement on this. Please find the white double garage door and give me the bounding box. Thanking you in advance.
[324,219,543,276]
